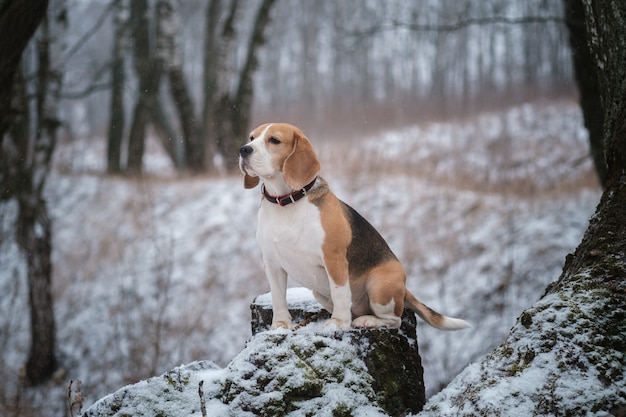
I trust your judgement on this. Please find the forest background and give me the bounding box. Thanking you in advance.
[64,0,571,172]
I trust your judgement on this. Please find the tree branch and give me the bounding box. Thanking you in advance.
[62,0,115,63]
[343,15,566,49]
[60,81,111,99]
[389,15,565,33]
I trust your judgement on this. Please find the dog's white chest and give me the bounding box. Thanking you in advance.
[257,200,329,289]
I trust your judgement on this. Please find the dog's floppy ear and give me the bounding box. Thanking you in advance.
[283,129,320,190]
[244,174,260,189]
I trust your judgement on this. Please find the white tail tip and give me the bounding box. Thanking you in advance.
[440,316,472,330]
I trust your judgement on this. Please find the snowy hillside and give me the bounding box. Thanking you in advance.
[0,100,600,416]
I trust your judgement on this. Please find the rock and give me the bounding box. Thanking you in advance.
[82,361,223,417]
[83,288,426,416]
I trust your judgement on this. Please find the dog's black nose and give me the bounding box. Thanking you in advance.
[239,145,253,157]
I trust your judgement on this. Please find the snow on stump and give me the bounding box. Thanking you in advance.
[82,288,426,416]
[250,288,426,415]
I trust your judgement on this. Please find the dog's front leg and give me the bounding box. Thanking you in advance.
[326,282,352,330]
[265,263,292,330]
[321,252,352,330]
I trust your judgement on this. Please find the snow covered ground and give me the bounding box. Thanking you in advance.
[0,100,601,416]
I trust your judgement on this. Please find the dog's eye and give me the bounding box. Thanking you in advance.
[249,136,254,142]
[269,137,281,145]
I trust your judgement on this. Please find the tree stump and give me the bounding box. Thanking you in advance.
[250,288,426,415]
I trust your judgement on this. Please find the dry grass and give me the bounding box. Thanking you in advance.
[320,135,598,197]
[315,99,599,198]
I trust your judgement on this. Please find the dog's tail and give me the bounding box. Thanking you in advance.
[404,290,471,330]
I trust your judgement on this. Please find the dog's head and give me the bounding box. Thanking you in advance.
[239,123,320,190]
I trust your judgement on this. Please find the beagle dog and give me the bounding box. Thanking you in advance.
[239,123,470,331]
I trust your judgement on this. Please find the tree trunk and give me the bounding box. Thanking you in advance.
[585,3,626,185]
[127,0,163,174]
[0,0,64,386]
[420,1,626,415]
[201,0,275,170]
[157,0,202,171]
[127,97,149,173]
[0,0,55,385]
[0,0,48,157]
[230,0,276,150]
[107,0,127,174]
[200,0,222,168]
[208,0,239,165]
[167,69,202,170]
[17,193,57,386]
[147,97,184,169]
[564,0,607,188]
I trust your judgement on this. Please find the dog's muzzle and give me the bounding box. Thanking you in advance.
[238,145,254,175]
[239,145,253,158]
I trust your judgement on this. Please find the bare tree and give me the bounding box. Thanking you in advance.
[229,0,276,146]
[0,0,67,386]
[202,0,276,169]
[158,0,201,171]
[126,0,162,173]
[107,0,127,174]
[200,0,225,167]
[104,0,276,173]
[202,0,239,168]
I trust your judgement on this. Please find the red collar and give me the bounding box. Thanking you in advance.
[262,177,317,206]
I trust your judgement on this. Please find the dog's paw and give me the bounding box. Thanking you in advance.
[323,318,351,331]
[271,320,292,330]
[352,315,401,328]
[352,315,380,328]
